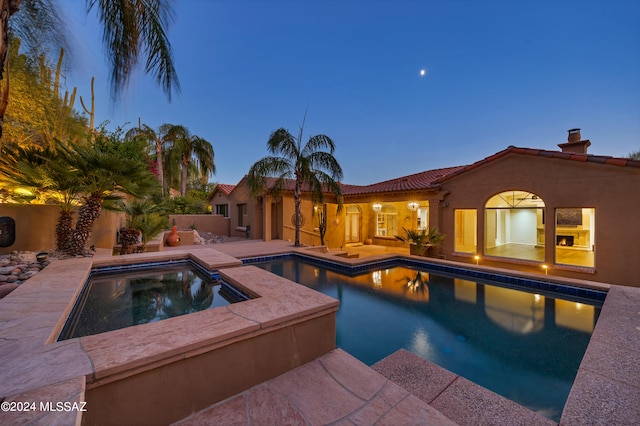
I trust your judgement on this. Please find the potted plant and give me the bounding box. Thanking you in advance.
[118,199,168,253]
[395,227,445,257]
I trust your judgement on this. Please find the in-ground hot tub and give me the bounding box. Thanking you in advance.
[58,260,252,340]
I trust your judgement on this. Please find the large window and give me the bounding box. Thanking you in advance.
[455,209,477,253]
[375,204,398,237]
[237,204,248,227]
[484,190,544,262]
[555,208,595,268]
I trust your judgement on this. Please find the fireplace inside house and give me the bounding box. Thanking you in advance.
[556,235,575,247]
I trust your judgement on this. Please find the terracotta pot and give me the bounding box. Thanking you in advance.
[166,226,181,247]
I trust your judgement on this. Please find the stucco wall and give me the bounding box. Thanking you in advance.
[278,194,344,248]
[0,205,120,254]
[436,153,640,287]
[168,214,230,235]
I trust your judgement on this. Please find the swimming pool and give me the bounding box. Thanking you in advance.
[247,254,604,422]
[59,260,250,340]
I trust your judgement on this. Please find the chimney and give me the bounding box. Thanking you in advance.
[558,128,591,154]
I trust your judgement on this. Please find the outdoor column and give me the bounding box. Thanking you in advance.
[263,194,272,241]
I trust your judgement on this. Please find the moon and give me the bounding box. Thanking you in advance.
[420,69,426,76]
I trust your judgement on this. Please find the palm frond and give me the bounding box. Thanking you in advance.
[267,128,298,159]
[302,134,336,157]
[86,0,180,100]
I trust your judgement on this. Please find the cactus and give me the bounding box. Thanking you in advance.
[79,77,95,131]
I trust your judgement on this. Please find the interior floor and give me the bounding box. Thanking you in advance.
[484,243,594,267]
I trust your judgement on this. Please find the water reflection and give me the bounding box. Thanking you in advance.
[133,270,215,324]
[63,266,231,339]
[402,271,430,301]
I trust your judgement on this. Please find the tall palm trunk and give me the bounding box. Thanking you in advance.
[294,176,301,246]
[66,193,103,255]
[180,155,189,196]
[55,209,73,252]
[155,140,164,196]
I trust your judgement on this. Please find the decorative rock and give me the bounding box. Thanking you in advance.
[0,251,55,298]
[0,266,15,274]
[18,271,38,280]
[17,252,37,263]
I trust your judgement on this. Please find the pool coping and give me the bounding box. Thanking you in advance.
[0,242,637,425]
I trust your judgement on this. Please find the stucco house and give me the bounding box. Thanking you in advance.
[214,129,640,287]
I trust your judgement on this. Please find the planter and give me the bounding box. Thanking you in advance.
[166,226,181,247]
[36,252,48,263]
[409,244,434,257]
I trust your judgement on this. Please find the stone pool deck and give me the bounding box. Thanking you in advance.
[1,240,639,425]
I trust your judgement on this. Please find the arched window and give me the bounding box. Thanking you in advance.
[375,204,398,237]
[484,190,545,262]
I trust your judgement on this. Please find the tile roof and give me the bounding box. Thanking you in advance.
[215,183,236,195]
[433,146,640,184]
[341,166,466,195]
[221,146,638,199]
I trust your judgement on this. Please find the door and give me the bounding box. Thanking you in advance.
[345,205,361,243]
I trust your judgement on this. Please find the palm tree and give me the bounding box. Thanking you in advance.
[247,118,344,247]
[163,125,215,196]
[0,0,180,139]
[56,135,159,256]
[0,129,159,255]
[126,123,177,197]
[0,144,83,251]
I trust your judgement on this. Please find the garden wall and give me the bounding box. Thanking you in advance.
[0,205,120,254]
[168,214,230,236]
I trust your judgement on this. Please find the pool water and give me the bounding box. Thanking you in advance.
[254,256,601,422]
[59,263,247,340]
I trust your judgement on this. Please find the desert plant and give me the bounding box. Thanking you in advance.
[395,227,445,257]
[117,198,167,253]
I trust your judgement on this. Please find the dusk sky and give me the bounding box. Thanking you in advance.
[61,0,640,186]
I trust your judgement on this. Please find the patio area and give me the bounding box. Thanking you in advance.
[1,240,638,425]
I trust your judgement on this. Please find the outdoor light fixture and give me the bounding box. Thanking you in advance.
[372,203,382,212]
[474,255,480,265]
[542,264,548,275]
[407,201,420,211]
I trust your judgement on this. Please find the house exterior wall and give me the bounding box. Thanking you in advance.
[277,193,343,248]
[227,182,263,239]
[210,149,639,287]
[210,190,231,217]
[435,153,640,287]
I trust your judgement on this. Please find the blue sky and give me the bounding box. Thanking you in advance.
[61,0,640,186]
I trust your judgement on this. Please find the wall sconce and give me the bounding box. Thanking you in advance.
[372,203,382,212]
[407,201,419,211]
[442,202,449,208]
